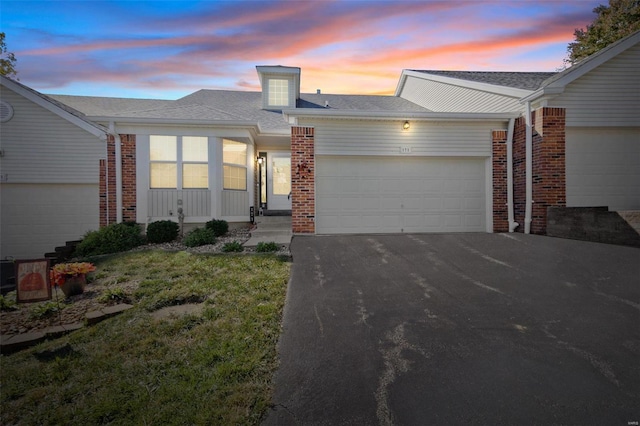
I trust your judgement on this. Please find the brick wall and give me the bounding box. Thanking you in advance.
[531,107,566,234]
[508,109,566,234]
[492,130,508,232]
[291,126,315,233]
[99,134,137,226]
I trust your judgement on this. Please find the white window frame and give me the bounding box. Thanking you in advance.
[223,139,248,191]
[149,135,209,189]
[268,78,289,107]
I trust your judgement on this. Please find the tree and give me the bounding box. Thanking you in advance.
[0,32,18,79]
[566,0,640,65]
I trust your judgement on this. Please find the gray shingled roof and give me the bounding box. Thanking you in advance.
[412,70,556,91]
[49,89,430,133]
[297,93,431,111]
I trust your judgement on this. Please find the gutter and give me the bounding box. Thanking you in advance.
[506,118,518,232]
[283,109,520,121]
[108,122,123,223]
[524,102,533,234]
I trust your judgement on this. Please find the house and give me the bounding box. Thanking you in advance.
[1,31,638,259]
[0,76,107,260]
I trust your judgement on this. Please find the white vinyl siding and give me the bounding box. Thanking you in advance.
[548,43,640,127]
[1,183,99,259]
[398,75,523,113]
[316,156,487,234]
[566,127,640,210]
[0,86,105,184]
[298,118,504,157]
[148,189,212,218]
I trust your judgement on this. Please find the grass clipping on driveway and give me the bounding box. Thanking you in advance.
[1,251,291,425]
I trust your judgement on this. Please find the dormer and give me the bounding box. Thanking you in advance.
[256,65,301,110]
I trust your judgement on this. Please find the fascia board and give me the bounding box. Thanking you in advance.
[89,116,266,137]
[1,76,107,140]
[394,71,410,96]
[284,109,520,121]
[397,70,532,98]
[519,86,565,103]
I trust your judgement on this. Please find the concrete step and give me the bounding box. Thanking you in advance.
[618,211,640,234]
[255,216,292,225]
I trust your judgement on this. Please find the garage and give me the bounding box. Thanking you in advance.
[315,156,487,234]
[566,128,640,211]
[1,184,100,259]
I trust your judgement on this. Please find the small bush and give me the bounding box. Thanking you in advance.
[30,302,62,319]
[256,241,279,252]
[76,223,146,257]
[222,241,244,253]
[183,228,216,247]
[146,220,179,243]
[205,219,229,237]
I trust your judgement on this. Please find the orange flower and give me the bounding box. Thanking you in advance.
[50,262,96,287]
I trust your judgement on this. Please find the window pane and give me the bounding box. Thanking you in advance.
[223,165,247,190]
[150,163,177,188]
[268,79,289,106]
[183,164,208,188]
[273,157,291,195]
[223,140,247,166]
[183,136,208,162]
[150,135,176,161]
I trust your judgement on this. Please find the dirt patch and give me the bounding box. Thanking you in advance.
[151,303,206,321]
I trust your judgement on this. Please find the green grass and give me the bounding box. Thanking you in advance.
[0,250,290,425]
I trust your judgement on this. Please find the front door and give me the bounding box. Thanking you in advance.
[268,153,292,211]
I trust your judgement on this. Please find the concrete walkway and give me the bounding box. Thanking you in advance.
[244,216,292,248]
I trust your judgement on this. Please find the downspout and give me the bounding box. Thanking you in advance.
[506,118,518,232]
[524,102,533,234]
[108,122,123,223]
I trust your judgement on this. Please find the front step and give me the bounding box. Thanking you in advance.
[618,211,640,234]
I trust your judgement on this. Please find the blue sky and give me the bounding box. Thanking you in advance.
[1,0,602,98]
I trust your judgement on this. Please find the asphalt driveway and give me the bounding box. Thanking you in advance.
[264,233,640,426]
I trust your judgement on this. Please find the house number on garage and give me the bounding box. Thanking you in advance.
[400,146,411,154]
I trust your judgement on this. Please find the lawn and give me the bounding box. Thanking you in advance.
[0,250,291,425]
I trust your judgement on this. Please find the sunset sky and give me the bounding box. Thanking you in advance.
[2,0,603,99]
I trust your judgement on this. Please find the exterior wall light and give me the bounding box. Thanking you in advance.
[403,120,410,130]
[257,157,264,165]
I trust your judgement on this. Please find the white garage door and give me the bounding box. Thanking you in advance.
[566,128,640,210]
[1,183,100,259]
[316,156,487,234]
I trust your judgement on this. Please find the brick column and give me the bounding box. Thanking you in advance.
[492,130,508,232]
[120,134,137,223]
[532,107,566,234]
[100,134,137,226]
[291,126,315,233]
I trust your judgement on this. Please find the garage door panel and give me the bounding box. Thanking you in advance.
[316,156,486,234]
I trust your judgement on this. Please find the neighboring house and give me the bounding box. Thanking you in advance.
[1,31,638,260]
[0,76,107,259]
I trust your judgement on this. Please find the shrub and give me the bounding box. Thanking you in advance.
[146,220,179,244]
[222,241,244,253]
[205,219,229,237]
[76,223,146,256]
[256,241,279,252]
[183,228,216,247]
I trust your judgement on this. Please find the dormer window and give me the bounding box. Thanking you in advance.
[268,79,289,107]
[256,65,301,110]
